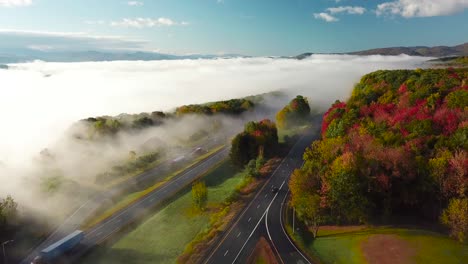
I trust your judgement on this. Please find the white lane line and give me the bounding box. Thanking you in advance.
[248,217,251,222]
[231,180,286,264]
[224,250,229,257]
[150,198,155,202]
[97,231,103,236]
[237,232,241,238]
[203,136,308,264]
[264,194,268,198]
[257,204,260,209]
[87,148,228,237]
[116,218,122,223]
[265,208,272,241]
[278,187,312,264]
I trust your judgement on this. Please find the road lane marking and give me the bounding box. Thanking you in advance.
[277,182,312,264]
[231,180,286,264]
[86,148,229,237]
[224,250,229,257]
[248,217,251,222]
[257,204,260,209]
[264,194,268,198]
[237,232,241,238]
[150,198,155,202]
[203,136,308,264]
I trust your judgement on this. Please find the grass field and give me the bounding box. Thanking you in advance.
[288,223,468,264]
[81,159,244,264]
[82,145,225,229]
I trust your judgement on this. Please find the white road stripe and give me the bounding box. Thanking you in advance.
[248,217,251,222]
[224,250,229,256]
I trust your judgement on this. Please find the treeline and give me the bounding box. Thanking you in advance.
[290,68,468,241]
[175,98,254,116]
[77,98,255,139]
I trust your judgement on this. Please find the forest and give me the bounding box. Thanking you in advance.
[290,68,467,242]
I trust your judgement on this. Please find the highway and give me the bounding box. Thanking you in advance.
[204,130,318,264]
[22,146,229,264]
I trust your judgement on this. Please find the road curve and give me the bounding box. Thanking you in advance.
[22,146,229,264]
[204,130,317,264]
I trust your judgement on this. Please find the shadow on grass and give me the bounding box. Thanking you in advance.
[83,246,169,264]
[204,160,241,187]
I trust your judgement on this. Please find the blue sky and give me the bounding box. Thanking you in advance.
[0,0,467,56]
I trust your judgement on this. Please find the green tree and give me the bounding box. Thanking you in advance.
[441,198,468,242]
[0,195,17,227]
[192,181,208,211]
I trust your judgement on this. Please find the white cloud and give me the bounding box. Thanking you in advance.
[0,0,31,7]
[127,1,143,6]
[0,55,428,167]
[377,0,468,18]
[0,29,149,51]
[327,6,366,15]
[110,17,188,28]
[313,12,339,22]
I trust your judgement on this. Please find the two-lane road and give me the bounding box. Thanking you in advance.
[204,131,318,264]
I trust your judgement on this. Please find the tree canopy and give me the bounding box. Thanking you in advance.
[276,95,311,129]
[290,68,468,241]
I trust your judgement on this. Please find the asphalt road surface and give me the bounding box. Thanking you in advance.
[22,146,228,264]
[204,131,318,264]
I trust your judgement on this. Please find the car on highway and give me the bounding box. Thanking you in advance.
[271,187,279,193]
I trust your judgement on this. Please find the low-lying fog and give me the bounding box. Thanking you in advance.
[0,54,429,224]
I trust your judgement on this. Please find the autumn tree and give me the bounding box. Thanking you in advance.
[276,95,311,129]
[230,119,278,168]
[192,181,208,211]
[441,198,468,242]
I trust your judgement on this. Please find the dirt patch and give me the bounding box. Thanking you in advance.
[247,236,279,264]
[361,234,415,264]
[320,225,367,232]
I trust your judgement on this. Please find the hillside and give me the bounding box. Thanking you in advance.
[295,43,468,59]
[350,43,468,57]
[290,68,467,242]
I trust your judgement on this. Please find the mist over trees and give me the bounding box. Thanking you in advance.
[290,68,468,242]
[0,195,17,232]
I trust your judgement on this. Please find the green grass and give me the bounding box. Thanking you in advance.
[288,224,468,264]
[81,159,244,264]
[82,145,225,229]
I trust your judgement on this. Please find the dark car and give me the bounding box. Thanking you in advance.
[271,187,279,193]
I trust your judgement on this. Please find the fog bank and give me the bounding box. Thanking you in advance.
[0,55,428,168]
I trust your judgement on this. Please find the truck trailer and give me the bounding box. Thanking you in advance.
[32,230,84,264]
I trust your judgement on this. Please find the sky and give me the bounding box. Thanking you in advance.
[0,0,467,56]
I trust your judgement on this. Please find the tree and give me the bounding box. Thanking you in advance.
[276,95,311,129]
[0,195,17,227]
[289,169,323,238]
[441,198,468,242]
[230,120,278,168]
[192,181,208,211]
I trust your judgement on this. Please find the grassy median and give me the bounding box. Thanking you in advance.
[81,159,244,264]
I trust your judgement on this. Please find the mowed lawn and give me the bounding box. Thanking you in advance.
[294,226,468,264]
[82,159,243,264]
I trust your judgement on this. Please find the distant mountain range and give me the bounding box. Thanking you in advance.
[0,49,246,64]
[296,43,468,59]
[1,43,466,64]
